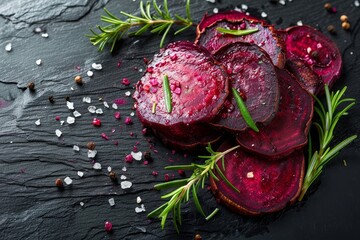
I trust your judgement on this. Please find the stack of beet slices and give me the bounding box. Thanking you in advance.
[133,11,342,215]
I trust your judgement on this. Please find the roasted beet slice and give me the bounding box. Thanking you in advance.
[284,26,342,92]
[236,69,313,159]
[195,11,285,68]
[211,42,279,132]
[210,141,305,216]
[133,41,229,150]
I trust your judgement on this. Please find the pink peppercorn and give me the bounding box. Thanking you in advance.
[92,118,101,127]
[104,221,113,232]
[114,112,121,119]
[122,78,130,86]
[178,170,185,176]
[125,154,133,163]
[101,133,109,140]
[152,171,158,177]
[142,128,147,135]
[164,174,170,182]
[124,117,133,125]
[55,116,60,121]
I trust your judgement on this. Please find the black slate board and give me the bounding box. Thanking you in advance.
[1,0,359,239]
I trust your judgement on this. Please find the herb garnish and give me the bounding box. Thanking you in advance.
[232,88,259,132]
[299,85,357,200]
[216,27,259,36]
[163,75,172,113]
[148,143,240,232]
[87,0,194,52]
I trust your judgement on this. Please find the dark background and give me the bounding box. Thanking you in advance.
[1,0,359,239]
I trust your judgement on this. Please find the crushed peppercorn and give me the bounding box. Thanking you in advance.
[48,96,54,103]
[27,82,35,91]
[87,141,96,150]
[74,75,83,85]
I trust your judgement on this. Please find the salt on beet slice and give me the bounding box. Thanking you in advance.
[195,11,285,68]
[284,26,342,93]
[133,41,229,150]
[236,68,314,159]
[210,141,305,216]
[211,42,279,132]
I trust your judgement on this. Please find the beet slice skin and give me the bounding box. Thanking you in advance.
[133,41,229,150]
[195,11,286,68]
[211,42,279,132]
[284,26,342,93]
[210,141,305,216]
[236,68,314,159]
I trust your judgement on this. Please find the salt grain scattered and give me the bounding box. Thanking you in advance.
[77,171,84,177]
[131,151,142,161]
[41,33,49,38]
[297,20,303,26]
[247,172,254,178]
[87,70,94,77]
[241,4,248,10]
[88,149,97,158]
[112,103,118,109]
[35,119,41,126]
[60,120,65,125]
[135,204,146,213]
[80,202,84,207]
[108,198,115,207]
[67,101,74,110]
[120,175,127,180]
[93,162,102,170]
[107,166,112,172]
[88,106,96,113]
[103,101,109,108]
[83,97,92,103]
[91,63,102,70]
[130,112,135,117]
[261,12,268,18]
[5,43,12,52]
[206,0,215,3]
[73,110,81,117]
[121,181,132,189]
[95,108,103,114]
[67,116,75,124]
[36,59,42,66]
[64,177,73,185]
[213,7,219,13]
[279,0,286,5]
[355,0,359,7]
[73,145,80,151]
[55,129,62,137]
[122,166,127,172]
[70,87,74,91]
[125,91,131,97]
[136,196,142,204]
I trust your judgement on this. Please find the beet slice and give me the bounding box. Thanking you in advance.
[133,41,229,150]
[211,42,279,132]
[210,141,305,216]
[284,26,342,93]
[195,11,286,68]
[236,68,314,159]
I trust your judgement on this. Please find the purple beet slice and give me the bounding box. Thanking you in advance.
[236,68,314,159]
[195,11,286,68]
[284,26,342,92]
[210,141,305,216]
[133,41,229,151]
[211,42,279,132]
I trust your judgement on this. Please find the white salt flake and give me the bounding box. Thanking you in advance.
[122,166,127,172]
[138,68,143,73]
[73,145,80,151]
[67,116,75,124]
[279,0,286,5]
[88,150,97,158]
[80,202,84,207]
[55,129,62,137]
[297,20,303,26]
[103,101,109,108]
[91,63,102,70]
[355,0,360,7]
[35,119,41,126]
[107,166,112,172]
[60,121,65,125]
[64,177,73,185]
[247,171,254,178]
[36,59,42,66]
[125,91,131,97]
[88,106,96,113]
[241,4,248,10]
[93,162,102,170]
[121,181,132,189]
[95,108,103,114]
[213,7,219,13]
[87,70,94,77]
[41,33,49,38]
[261,12,267,18]
[67,101,74,110]
[83,97,92,103]
[130,112,135,116]
[108,198,115,207]
[206,0,215,3]
[135,204,146,213]
[77,171,84,177]
[70,87,75,91]
[120,175,127,180]
[73,110,81,117]
[112,103,118,109]
[234,6,241,12]
[136,196,142,204]
[5,43,12,52]
[131,151,142,161]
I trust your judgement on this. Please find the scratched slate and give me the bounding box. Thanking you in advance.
[0,0,359,239]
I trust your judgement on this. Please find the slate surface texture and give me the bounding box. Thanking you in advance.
[0,0,359,239]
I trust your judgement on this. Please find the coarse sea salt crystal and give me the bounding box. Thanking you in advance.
[91,63,102,70]
[107,166,112,172]
[93,162,102,170]
[206,0,215,3]
[80,202,84,207]
[35,119,41,126]
[73,110,81,117]
[279,0,286,5]
[135,204,146,213]
[60,120,65,125]
[136,196,142,204]
[41,33,49,38]
[73,145,80,151]
[112,103,118,109]
[103,101,109,108]
[95,108,103,114]
[355,0,359,7]
[87,70,94,77]
[67,101,74,110]
[108,198,115,207]
[125,91,131,97]
[88,106,96,113]
[297,20,303,26]
[130,112,135,117]
[241,4,248,10]
[77,171,84,177]
[83,97,91,103]
[55,129,62,137]
[120,175,127,180]
[36,59,42,66]
[122,166,127,172]
[121,181,132,189]
[131,151,142,161]
[88,149,97,158]
[64,177,73,185]
[5,43,12,52]
[213,7,219,13]
[67,116,75,124]
[261,12,267,18]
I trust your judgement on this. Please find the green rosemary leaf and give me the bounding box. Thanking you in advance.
[216,27,259,36]
[163,75,173,113]
[208,169,219,182]
[147,202,168,218]
[174,23,192,35]
[160,23,173,48]
[232,88,259,132]
[192,185,206,217]
[321,135,357,164]
[165,164,196,170]
[214,163,240,193]
[185,0,192,21]
[153,0,162,16]
[161,188,183,199]
[154,178,188,190]
[205,208,219,221]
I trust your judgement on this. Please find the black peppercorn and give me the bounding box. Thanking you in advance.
[27,82,35,91]
[48,96,54,103]
[144,151,153,161]
[109,171,118,182]
[87,141,96,150]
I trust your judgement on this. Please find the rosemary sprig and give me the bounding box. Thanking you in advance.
[232,88,259,132]
[299,85,357,201]
[163,75,172,113]
[216,27,259,36]
[148,143,240,232]
[87,0,194,52]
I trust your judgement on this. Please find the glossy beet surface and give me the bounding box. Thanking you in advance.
[195,11,285,68]
[236,69,313,159]
[284,26,342,93]
[211,42,279,132]
[210,141,305,216]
